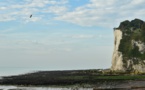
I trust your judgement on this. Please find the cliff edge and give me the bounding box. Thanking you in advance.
[111,19,145,73]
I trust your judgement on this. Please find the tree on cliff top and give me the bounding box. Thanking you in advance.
[118,19,144,30]
[118,19,145,60]
[141,22,145,42]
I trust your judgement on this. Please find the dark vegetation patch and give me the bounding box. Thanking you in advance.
[118,19,145,60]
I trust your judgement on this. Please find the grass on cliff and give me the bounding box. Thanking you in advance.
[93,75,145,80]
[118,19,145,59]
[59,75,145,80]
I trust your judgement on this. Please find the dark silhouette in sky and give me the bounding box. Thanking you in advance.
[30,15,32,18]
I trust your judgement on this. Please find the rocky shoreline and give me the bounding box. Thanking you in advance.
[1,70,145,89]
[94,80,145,89]
[1,80,145,90]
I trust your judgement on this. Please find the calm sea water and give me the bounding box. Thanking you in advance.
[0,85,93,90]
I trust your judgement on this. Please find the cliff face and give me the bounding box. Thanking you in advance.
[111,29,124,71]
[111,19,145,72]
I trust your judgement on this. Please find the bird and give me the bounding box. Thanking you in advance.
[30,14,32,18]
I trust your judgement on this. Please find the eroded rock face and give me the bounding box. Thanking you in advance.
[111,19,145,72]
[111,29,125,71]
[132,40,145,54]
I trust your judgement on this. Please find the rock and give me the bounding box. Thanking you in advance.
[111,19,145,73]
[111,29,125,71]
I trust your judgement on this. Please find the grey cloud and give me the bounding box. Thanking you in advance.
[55,0,145,27]
[70,34,96,39]
[43,6,68,15]
[0,0,68,22]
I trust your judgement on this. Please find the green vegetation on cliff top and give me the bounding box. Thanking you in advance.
[118,19,145,60]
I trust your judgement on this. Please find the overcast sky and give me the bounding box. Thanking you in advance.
[0,0,145,72]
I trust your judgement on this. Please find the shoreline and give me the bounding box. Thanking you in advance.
[1,80,145,90]
[1,69,145,89]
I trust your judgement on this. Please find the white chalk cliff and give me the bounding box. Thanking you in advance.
[111,19,145,72]
[111,29,145,72]
[111,29,124,71]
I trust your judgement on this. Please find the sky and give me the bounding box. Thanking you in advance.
[0,0,145,75]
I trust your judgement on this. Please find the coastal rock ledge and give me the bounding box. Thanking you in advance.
[111,19,145,73]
